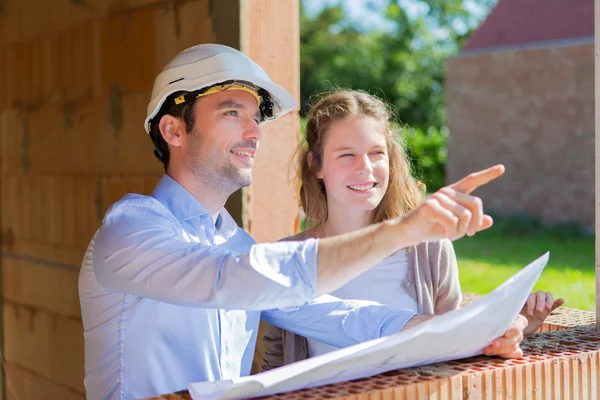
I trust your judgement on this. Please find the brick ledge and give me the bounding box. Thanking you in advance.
[145,307,598,400]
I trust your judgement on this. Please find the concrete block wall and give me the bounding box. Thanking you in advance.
[446,43,594,229]
[0,0,300,398]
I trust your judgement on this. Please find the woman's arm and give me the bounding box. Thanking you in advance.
[431,239,463,314]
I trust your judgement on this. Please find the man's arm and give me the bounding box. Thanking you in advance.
[265,302,528,360]
[261,295,417,348]
[92,202,320,310]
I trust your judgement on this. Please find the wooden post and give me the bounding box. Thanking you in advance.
[595,0,600,330]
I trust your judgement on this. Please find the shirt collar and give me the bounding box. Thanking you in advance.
[152,174,239,238]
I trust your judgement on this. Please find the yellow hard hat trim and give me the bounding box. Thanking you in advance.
[197,83,261,107]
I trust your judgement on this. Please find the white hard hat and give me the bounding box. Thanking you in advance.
[144,43,296,133]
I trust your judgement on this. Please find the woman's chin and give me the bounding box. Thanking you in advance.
[345,199,380,212]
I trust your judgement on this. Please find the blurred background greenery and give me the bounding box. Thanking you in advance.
[298,0,595,310]
[300,0,495,191]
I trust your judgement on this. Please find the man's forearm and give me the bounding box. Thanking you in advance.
[316,218,412,295]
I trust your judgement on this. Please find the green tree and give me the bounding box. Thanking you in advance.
[300,0,495,190]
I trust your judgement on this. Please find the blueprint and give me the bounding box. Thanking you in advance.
[189,252,550,400]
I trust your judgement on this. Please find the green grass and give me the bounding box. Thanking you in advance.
[454,230,596,311]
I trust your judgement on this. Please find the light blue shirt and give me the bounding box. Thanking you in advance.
[79,175,416,399]
[308,249,419,357]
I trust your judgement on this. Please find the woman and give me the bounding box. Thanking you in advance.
[261,90,563,371]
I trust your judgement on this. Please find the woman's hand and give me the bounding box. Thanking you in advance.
[520,291,564,335]
[483,314,528,358]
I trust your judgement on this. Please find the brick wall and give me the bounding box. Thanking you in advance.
[0,0,300,398]
[446,43,594,228]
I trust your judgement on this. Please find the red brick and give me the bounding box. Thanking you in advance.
[115,92,163,175]
[101,176,130,214]
[2,256,80,318]
[4,39,28,107]
[198,327,600,400]
[0,0,22,47]
[1,240,84,268]
[19,0,69,44]
[3,303,84,393]
[0,174,19,240]
[144,175,162,193]
[25,104,72,173]
[153,0,216,71]
[36,35,64,105]
[0,47,8,109]
[24,40,44,107]
[0,173,99,251]
[73,175,101,247]
[110,0,171,10]
[5,361,84,400]
[0,109,25,174]
[1,21,99,109]
[62,175,77,247]
[127,176,149,194]
[42,175,64,244]
[19,175,33,241]
[29,175,46,242]
[68,97,120,175]
[99,7,159,95]
[25,98,111,174]
[63,22,101,102]
[22,93,161,175]
[68,0,111,28]
[446,43,594,228]
[100,176,158,209]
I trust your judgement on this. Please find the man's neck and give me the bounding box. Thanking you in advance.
[167,170,229,222]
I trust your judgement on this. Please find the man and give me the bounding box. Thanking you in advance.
[79,44,527,399]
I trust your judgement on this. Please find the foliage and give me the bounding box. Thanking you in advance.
[401,125,448,192]
[300,0,494,188]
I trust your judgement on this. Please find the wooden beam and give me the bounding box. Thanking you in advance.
[595,0,599,330]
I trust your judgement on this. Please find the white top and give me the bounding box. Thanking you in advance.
[307,249,418,357]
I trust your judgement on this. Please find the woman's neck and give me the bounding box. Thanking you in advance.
[319,205,374,238]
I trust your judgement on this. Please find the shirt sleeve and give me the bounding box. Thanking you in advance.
[261,294,417,348]
[92,201,319,310]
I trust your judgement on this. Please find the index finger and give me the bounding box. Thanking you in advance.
[449,164,505,195]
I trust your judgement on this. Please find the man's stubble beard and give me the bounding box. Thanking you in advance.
[185,129,254,195]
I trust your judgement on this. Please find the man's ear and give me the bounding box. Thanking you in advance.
[158,115,185,148]
[308,151,324,179]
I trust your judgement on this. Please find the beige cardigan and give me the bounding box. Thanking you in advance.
[260,239,461,371]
